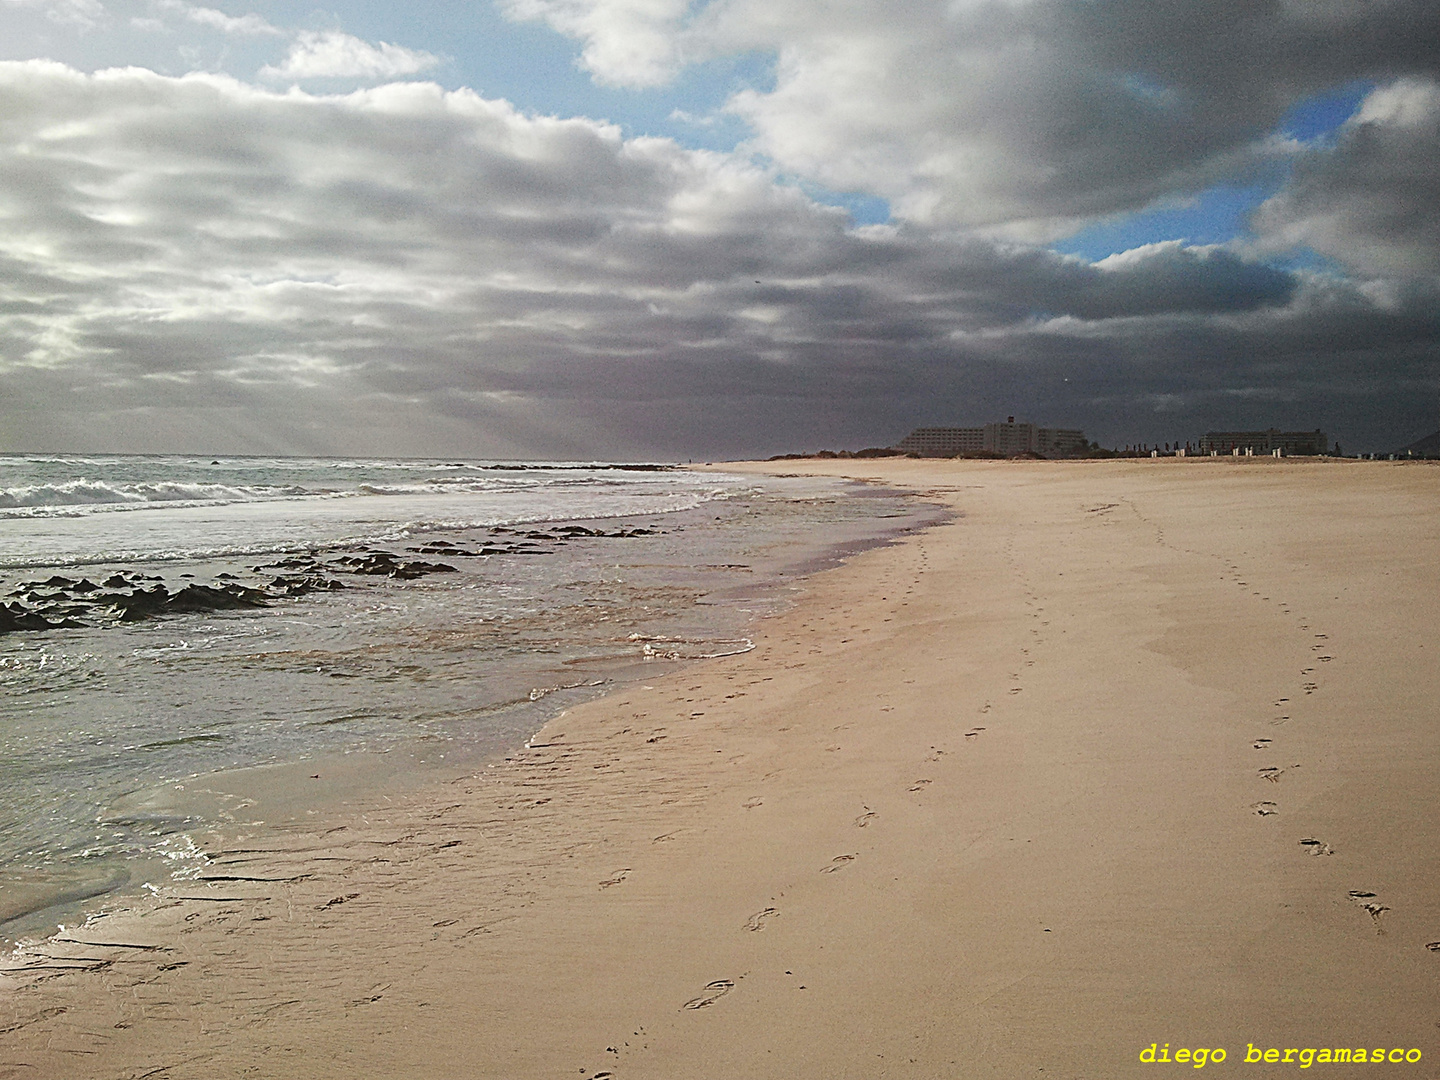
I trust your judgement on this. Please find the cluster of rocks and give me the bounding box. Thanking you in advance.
[405,524,659,560]
[0,522,666,636]
[0,571,270,633]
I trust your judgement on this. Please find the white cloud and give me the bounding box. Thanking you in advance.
[260,30,440,81]
[1254,79,1440,276]
[499,0,691,87]
[1353,76,1440,129]
[153,0,281,37]
[3,0,108,31]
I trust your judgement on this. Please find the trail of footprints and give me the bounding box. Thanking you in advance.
[1136,522,1426,947]
[673,539,962,1019]
[1216,558,1432,946]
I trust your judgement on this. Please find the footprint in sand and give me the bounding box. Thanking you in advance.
[1363,904,1390,932]
[744,908,778,932]
[742,797,764,809]
[1251,801,1279,816]
[854,807,877,828]
[1299,838,1333,856]
[1348,892,1389,934]
[682,979,735,1010]
[1425,941,1440,953]
[1253,738,1272,749]
[821,854,856,873]
[965,727,986,739]
[599,868,631,888]
[909,778,932,792]
[1259,766,1283,783]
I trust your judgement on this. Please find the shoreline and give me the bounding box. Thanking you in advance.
[3,457,1439,1078]
[0,473,935,946]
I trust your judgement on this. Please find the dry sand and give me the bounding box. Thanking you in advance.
[3,457,1439,1078]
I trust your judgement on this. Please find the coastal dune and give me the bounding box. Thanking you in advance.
[3,458,1439,1078]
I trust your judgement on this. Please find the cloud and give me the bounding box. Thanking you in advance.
[1253,78,1440,276]
[498,0,691,87]
[0,61,1430,457]
[260,30,440,81]
[152,0,280,37]
[3,0,108,31]
[501,0,1440,241]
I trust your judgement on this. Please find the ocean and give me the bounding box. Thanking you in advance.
[0,454,932,942]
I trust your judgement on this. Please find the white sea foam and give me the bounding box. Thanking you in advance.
[0,457,743,569]
[0,479,315,517]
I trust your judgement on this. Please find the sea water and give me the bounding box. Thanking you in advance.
[0,455,933,942]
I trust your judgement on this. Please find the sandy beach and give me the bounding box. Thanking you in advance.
[3,457,1439,1078]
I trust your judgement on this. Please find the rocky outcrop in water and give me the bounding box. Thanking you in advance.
[0,522,666,636]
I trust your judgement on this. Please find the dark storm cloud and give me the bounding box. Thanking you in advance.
[0,60,1434,457]
[1255,78,1440,276]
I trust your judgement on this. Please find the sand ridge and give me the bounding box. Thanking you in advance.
[2,458,1439,1078]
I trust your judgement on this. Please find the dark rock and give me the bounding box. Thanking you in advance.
[166,584,268,613]
[269,574,344,596]
[107,585,170,621]
[389,560,458,580]
[330,551,457,579]
[411,544,477,556]
[0,603,60,633]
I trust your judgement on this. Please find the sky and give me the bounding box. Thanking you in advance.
[0,0,1437,457]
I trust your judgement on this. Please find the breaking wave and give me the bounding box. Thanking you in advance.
[0,480,317,518]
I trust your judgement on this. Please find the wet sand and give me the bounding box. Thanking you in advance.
[3,457,1439,1078]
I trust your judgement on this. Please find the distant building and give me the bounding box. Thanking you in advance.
[1198,429,1328,456]
[895,417,1087,458]
[895,427,986,456]
[984,418,1035,456]
[1035,427,1088,458]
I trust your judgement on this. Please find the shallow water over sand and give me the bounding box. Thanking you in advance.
[0,458,936,941]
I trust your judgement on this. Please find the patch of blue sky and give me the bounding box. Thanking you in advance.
[1279,79,1374,142]
[794,186,892,227]
[1053,184,1272,262]
[1052,80,1374,262]
[276,3,776,149]
[1262,247,1351,276]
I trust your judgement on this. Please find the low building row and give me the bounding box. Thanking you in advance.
[1197,430,1329,455]
[895,418,1088,458]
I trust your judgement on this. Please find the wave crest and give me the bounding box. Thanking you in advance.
[0,480,312,517]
